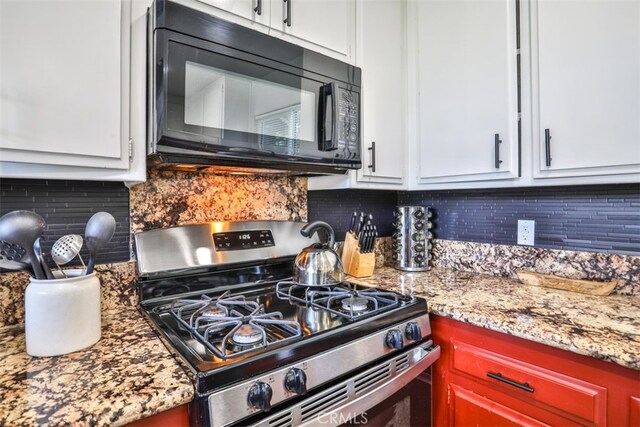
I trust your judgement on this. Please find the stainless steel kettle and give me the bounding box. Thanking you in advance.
[293,221,344,286]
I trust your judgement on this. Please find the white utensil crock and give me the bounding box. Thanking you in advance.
[25,269,101,357]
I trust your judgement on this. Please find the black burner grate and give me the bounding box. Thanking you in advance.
[170,291,302,360]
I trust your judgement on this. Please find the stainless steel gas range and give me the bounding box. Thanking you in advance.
[135,221,440,426]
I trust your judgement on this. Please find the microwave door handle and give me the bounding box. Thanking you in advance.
[318,82,338,151]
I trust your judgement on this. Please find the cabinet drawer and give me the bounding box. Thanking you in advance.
[451,340,606,425]
[450,384,550,427]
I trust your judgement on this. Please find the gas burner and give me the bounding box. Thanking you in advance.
[202,307,226,317]
[276,281,400,319]
[169,291,302,359]
[341,296,370,313]
[233,324,263,345]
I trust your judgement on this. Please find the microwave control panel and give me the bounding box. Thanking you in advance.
[337,88,360,158]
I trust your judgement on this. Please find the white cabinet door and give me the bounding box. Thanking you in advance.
[194,0,271,28]
[270,0,355,61]
[0,0,130,170]
[415,0,519,184]
[532,0,640,178]
[357,0,405,185]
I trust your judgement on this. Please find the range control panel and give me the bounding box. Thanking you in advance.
[213,230,275,251]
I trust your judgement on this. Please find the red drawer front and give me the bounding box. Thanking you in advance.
[451,339,606,425]
[450,384,550,427]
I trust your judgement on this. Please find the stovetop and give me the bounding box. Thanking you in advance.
[135,221,429,394]
[139,267,427,392]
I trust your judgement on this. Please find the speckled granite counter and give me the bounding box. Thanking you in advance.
[350,267,640,371]
[0,307,194,426]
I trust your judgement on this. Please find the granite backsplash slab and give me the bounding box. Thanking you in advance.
[0,262,137,329]
[431,240,640,296]
[130,170,307,233]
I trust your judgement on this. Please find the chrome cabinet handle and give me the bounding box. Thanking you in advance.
[487,372,534,393]
[544,128,552,167]
[368,141,376,173]
[494,133,502,169]
[254,0,262,15]
[283,0,291,26]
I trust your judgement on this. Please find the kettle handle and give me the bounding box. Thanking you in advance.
[300,221,335,248]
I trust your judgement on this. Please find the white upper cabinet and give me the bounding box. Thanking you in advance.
[531,0,640,179]
[194,0,356,63]
[414,0,519,184]
[193,0,271,29]
[269,0,355,61]
[0,0,146,182]
[357,0,405,185]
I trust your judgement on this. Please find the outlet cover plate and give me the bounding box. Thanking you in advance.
[518,220,535,246]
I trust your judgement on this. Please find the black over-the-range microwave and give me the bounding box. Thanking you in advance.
[147,0,362,175]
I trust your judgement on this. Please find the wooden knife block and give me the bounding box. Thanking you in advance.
[341,232,375,278]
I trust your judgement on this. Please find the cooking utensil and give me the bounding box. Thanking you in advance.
[51,234,86,277]
[84,211,116,274]
[293,221,344,286]
[34,237,55,279]
[0,211,46,279]
[0,241,32,275]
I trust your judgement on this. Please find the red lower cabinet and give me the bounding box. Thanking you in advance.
[432,316,640,427]
[126,404,190,427]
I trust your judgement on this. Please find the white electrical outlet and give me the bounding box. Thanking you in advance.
[517,220,535,246]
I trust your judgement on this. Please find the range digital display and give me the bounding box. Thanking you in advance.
[213,230,275,251]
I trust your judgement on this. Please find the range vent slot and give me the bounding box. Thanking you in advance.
[268,411,293,427]
[354,363,391,395]
[300,385,349,422]
[395,354,409,372]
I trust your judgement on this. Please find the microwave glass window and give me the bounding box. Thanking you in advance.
[183,62,316,156]
[165,39,323,157]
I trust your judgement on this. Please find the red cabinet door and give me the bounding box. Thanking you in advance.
[449,384,549,427]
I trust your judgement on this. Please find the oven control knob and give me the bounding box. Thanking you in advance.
[414,254,425,264]
[385,329,404,350]
[414,221,425,230]
[248,381,273,412]
[413,208,425,219]
[414,243,425,252]
[405,322,422,341]
[284,368,307,396]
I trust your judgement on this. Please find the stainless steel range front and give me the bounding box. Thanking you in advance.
[135,221,440,426]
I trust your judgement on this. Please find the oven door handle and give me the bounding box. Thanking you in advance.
[300,344,441,427]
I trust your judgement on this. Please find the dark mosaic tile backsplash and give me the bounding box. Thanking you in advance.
[0,179,130,266]
[398,184,640,255]
[308,190,397,240]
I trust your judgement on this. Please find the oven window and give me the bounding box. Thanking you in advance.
[165,40,322,157]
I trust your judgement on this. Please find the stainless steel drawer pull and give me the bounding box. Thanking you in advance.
[494,133,502,169]
[283,0,291,26]
[544,128,552,167]
[368,141,376,173]
[487,371,534,393]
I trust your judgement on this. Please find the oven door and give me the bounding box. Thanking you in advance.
[150,29,361,171]
[251,343,440,427]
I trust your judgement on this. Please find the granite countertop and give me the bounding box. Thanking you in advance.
[350,267,640,371]
[0,307,194,426]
